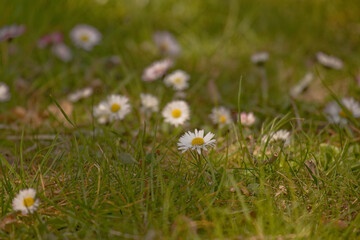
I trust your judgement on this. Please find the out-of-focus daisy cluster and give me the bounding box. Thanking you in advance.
[1,21,359,161]
[2,13,360,220]
[0,24,25,42]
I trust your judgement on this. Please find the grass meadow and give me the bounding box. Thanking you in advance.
[1,0,360,239]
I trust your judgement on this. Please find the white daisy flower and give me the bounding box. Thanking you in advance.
[324,97,360,124]
[0,82,11,102]
[290,72,313,98]
[239,112,256,127]
[262,130,291,146]
[70,24,102,51]
[162,100,190,127]
[153,31,181,57]
[12,188,40,215]
[140,93,159,113]
[142,59,173,82]
[251,51,269,65]
[93,102,110,124]
[51,43,72,62]
[209,106,233,126]
[37,31,63,48]
[105,55,121,67]
[316,52,343,70]
[94,94,131,123]
[68,87,93,102]
[0,24,26,42]
[178,129,216,154]
[164,70,190,91]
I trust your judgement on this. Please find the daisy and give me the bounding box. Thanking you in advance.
[37,31,63,48]
[178,129,216,154]
[239,112,256,127]
[51,43,73,62]
[164,70,190,91]
[105,55,121,68]
[324,97,360,124]
[68,87,93,102]
[140,93,159,113]
[70,24,102,51]
[209,106,233,126]
[94,94,131,123]
[0,24,26,42]
[290,72,313,98]
[262,130,291,146]
[142,59,173,82]
[162,100,190,127]
[93,103,110,124]
[153,31,181,57]
[12,188,40,215]
[251,51,269,65]
[0,82,10,102]
[316,52,343,70]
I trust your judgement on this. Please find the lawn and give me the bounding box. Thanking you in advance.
[1,0,360,239]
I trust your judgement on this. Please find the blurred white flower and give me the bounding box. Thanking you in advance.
[209,106,232,126]
[153,31,181,57]
[51,43,72,62]
[162,100,190,127]
[68,87,93,102]
[324,97,360,124]
[142,59,173,82]
[94,94,131,123]
[316,52,343,70]
[93,103,110,124]
[251,51,269,65]
[70,24,102,51]
[262,130,291,146]
[37,31,63,48]
[106,55,121,67]
[0,82,10,102]
[290,72,313,98]
[164,70,190,91]
[140,93,159,113]
[12,188,40,215]
[178,129,216,154]
[0,24,25,42]
[239,112,256,127]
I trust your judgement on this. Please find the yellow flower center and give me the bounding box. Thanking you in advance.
[191,137,205,146]
[173,77,183,84]
[111,103,121,113]
[171,109,182,118]
[23,197,34,207]
[160,43,168,51]
[219,115,226,123]
[339,110,347,118]
[81,34,89,42]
